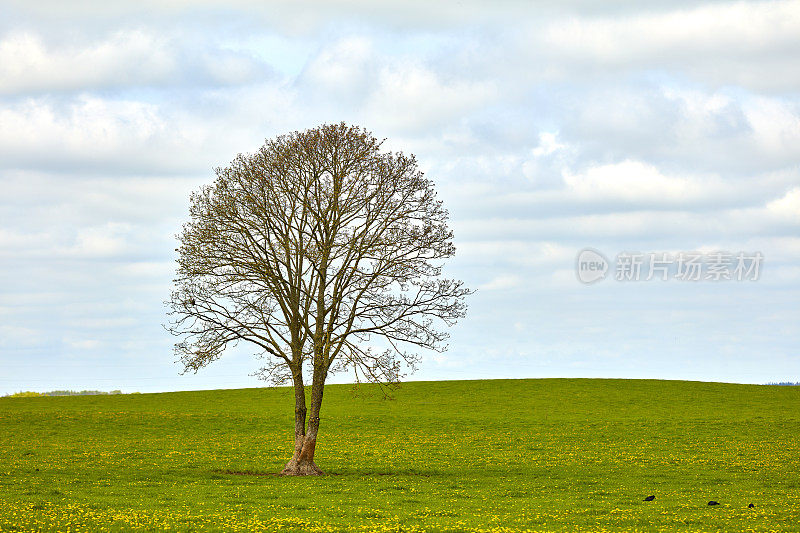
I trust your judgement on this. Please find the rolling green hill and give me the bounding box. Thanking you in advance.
[1,378,798,531]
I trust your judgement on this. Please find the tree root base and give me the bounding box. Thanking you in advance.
[280,459,324,476]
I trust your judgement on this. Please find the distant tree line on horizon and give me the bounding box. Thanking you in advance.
[2,383,797,399]
[2,390,133,398]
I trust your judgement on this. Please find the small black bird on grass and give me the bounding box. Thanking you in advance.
[643,495,655,501]
[708,501,720,506]
[748,503,754,508]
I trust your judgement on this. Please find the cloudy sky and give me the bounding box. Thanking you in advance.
[1,0,799,394]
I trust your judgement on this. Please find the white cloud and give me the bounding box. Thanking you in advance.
[0,0,542,36]
[300,36,375,97]
[365,62,497,134]
[65,223,132,258]
[0,31,173,94]
[459,241,573,268]
[0,30,271,95]
[66,317,139,329]
[478,275,522,291]
[117,261,175,279]
[0,96,180,172]
[0,325,42,346]
[562,160,709,203]
[537,0,800,90]
[0,94,261,174]
[744,98,800,160]
[767,187,800,223]
[0,228,52,251]
[454,207,786,243]
[522,132,573,188]
[556,84,800,176]
[65,339,102,350]
[544,1,800,60]
[531,132,564,158]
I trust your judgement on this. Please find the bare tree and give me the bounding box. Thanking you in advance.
[166,123,470,475]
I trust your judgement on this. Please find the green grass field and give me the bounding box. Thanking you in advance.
[1,378,798,532]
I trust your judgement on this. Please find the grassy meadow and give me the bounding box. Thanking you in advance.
[1,378,799,532]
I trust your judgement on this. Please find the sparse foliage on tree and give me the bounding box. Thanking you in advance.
[166,123,470,475]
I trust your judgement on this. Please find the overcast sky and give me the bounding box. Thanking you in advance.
[1,0,799,394]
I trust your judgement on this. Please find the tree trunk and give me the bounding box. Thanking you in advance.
[280,421,323,475]
[282,276,329,476]
[281,373,324,476]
